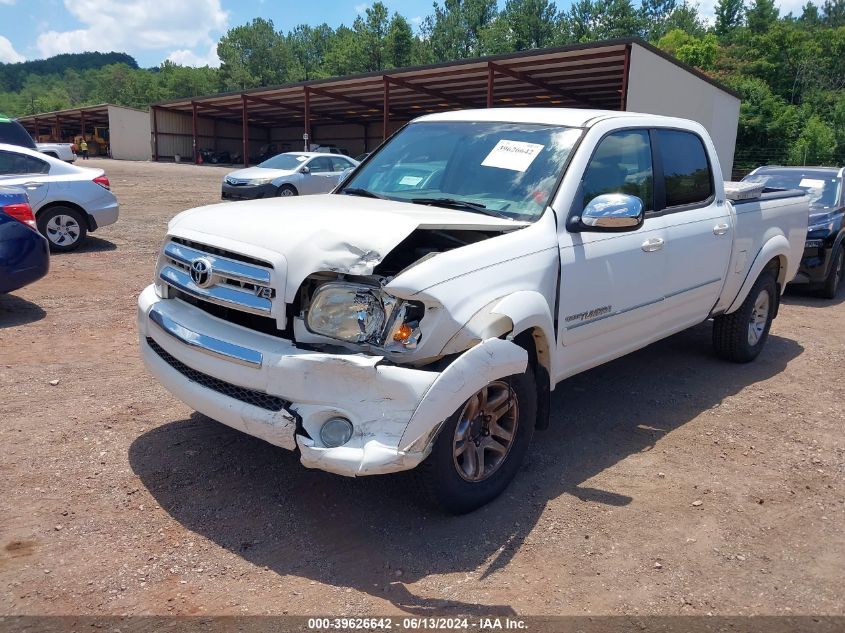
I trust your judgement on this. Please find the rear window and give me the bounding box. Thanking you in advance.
[0,119,38,150]
[655,130,714,208]
[0,150,50,175]
[742,170,840,208]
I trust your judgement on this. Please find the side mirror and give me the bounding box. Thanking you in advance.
[573,193,644,232]
[300,165,310,174]
[340,167,353,180]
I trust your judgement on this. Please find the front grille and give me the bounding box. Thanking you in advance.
[171,288,293,339]
[147,338,287,412]
[171,237,271,268]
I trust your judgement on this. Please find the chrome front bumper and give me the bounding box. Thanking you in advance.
[138,285,528,477]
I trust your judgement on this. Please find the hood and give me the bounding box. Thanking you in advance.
[168,194,526,302]
[226,166,295,180]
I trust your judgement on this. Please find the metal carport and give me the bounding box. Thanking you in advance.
[151,37,741,178]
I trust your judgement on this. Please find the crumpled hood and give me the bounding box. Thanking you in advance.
[168,194,525,302]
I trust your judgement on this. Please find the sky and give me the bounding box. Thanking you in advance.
[0,0,810,68]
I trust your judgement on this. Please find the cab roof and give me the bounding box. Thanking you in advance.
[415,108,669,128]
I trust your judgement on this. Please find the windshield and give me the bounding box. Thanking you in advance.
[258,153,309,170]
[339,121,582,220]
[743,170,840,208]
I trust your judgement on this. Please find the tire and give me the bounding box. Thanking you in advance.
[276,185,298,197]
[37,206,87,252]
[712,271,777,363]
[414,364,537,514]
[819,244,843,299]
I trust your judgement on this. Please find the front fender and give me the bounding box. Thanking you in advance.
[726,235,792,314]
[399,337,528,452]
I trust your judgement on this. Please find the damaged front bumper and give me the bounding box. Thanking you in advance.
[137,285,527,477]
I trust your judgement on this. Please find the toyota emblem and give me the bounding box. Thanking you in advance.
[190,257,214,288]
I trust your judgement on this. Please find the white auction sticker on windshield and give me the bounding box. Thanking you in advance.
[799,178,825,189]
[399,175,424,186]
[296,156,308,161]
[481,140,544,172]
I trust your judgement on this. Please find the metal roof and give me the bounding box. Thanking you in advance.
[151,38,738,129]
[15,104,148,135]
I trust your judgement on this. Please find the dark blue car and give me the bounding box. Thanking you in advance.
[0,185,49,294]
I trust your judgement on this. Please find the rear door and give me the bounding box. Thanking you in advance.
[557,129,669,377]
[0,149,51,208]
[303,156,337,193]
[655,129,732,330]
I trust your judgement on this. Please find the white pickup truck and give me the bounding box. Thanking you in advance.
[138,109,808,513]
[37,142,76,162]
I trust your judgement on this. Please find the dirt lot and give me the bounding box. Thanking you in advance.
[0,158,843,617]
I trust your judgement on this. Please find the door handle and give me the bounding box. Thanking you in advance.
[713,223,730,235]
[22,181,44,188]
[641,237,665,252]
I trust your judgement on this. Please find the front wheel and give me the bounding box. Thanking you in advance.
[414,365,537,514]
[276,185,298,197]
[819,245,843,299]
[712,271,777,363]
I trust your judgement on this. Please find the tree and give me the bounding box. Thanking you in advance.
[323,26,363,76]
[640,0,677,41]
[821,0,845,25]
[288,24,334,81]
[563,0,597,42]
[423,0,498,61]
[217,18,290,90]
[485,0,560,52]
[714,0,744,36]
[788,115,838,164]
[798,1,823,27]
[386,13,415,68]
[353,2,391,72]
[657,30,719,70]
[590,0,644,39]
[747,0,780,34]
[662,2,708,37]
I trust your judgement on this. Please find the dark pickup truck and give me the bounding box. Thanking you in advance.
[744,166,845,298]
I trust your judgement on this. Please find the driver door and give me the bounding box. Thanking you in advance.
[556,129,669,379]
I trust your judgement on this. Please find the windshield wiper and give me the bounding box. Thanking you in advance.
[409,197,512,220]
[342,187,386,199]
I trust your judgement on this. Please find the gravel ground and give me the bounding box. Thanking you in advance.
[0,159,843,617]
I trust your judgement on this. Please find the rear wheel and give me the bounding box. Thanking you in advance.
[415,365,536,514]
[819,245,843,299]
[37,206,87,252]
[276,185,297,197]
[712,271,777,363]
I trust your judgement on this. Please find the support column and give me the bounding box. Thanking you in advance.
[620,44,632,111]
[382,77,390,142]
[152,107,159,162]
[241,95,249,167]
[34,118,40,140]
[303,87,311,151]
[80,110,86,141]
[487,63,495,108]
[54,115,60,141]
[191,101,199,164]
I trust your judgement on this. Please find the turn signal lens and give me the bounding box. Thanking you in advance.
[393,323,413,342]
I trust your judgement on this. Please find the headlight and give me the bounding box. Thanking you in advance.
[248,178,274,185]
[305,282,422,350]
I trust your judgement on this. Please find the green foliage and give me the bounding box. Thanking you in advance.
[422,0,499,61]
[714,0,744,36]
[788,115,838,164]
[217,18,292,90]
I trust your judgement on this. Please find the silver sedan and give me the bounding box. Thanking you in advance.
[221,152,358,200]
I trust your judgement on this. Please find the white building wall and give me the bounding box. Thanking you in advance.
[107,106,152,161]
[626,45,740,179]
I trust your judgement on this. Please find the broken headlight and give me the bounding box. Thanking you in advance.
[305,282,422,350]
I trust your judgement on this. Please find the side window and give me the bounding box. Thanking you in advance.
[580,130,653,212]
[308,157,333,173]
[331,157,352,172]
[0,151,49,175]
[655,130,713,208]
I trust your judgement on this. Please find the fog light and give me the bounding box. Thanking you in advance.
[320,417,353,448]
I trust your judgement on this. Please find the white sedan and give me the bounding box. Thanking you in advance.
[0,143,119,251]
